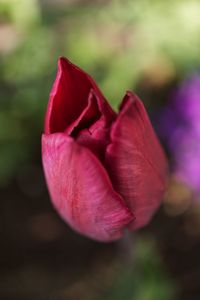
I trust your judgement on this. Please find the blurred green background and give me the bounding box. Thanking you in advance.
[0,0,200,299]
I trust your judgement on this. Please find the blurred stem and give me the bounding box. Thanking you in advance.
[117,231,135,266]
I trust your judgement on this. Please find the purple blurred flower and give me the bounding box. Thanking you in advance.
[156,74,200,195]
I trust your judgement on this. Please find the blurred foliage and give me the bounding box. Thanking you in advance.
[0,0,40,29]
[97,237,176,300]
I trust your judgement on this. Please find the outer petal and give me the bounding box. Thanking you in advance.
[106,92,168,230]
[45,57,115,134]
[42,133,134,242]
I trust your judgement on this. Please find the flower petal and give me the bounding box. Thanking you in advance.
[42,133,134,242]
[74,90,113,161]
[106,92,168,230]
[45,57,115,134]
[66,89,101,136]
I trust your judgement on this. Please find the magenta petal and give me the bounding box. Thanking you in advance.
[45,57,115,134]
[65,89,101,136]
[106,92,168,230]
[73,91,113,160]
[42,133,134,242]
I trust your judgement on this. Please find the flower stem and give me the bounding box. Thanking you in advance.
[117,231,135,265]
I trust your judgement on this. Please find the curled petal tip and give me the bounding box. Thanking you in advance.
[57,56,76,71]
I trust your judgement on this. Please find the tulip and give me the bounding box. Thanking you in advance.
[42,57,167,242]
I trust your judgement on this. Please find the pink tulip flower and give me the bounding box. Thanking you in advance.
[42,57,167,242]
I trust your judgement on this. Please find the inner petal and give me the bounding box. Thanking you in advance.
[70,91,111,161]
[45,57,117,135]
[66,90,101,137]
